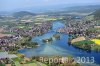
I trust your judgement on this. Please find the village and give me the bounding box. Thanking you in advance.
[0,10,100,66]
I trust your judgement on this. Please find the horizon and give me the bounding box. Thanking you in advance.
[0,0,100,12]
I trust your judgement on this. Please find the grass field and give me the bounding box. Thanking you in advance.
[23,63,37,66]
[12,57,47,66]
[0,22,16,27]
[83,15,94,21]
[73,40,94,45]
[14,61,47,66]
[15,61,21,66]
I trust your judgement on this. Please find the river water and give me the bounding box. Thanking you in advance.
[18,21,100,65]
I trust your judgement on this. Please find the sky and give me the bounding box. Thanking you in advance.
[0,0,100,11]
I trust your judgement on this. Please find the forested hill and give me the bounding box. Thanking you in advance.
[93,9,100,20]
[13,11,36,18]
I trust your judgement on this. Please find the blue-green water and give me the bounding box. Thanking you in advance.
[18,21,100,65]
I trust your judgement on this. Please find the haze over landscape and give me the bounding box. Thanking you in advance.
[1,0,100,66]
[0,0,100,12]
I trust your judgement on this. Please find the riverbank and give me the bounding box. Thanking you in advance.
[17,21,100,65]
[69,36,100,52]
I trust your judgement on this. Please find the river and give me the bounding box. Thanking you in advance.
[18,21,100,65]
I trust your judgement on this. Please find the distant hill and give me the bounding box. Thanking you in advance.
[65,5,100,13]
[93,9,100,20]
[13,11,36,18]
[0,15,4,19]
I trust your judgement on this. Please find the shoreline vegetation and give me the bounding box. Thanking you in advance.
[15,36,39,49]
[68,34,100,52]
[42,38,53,43]
[42,34,60,43]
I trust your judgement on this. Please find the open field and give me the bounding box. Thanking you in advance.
[15,61,21,66]
[12,57,47,66]
[0,33,11,37]
[91,39,100,45]
[0,28,11,37]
